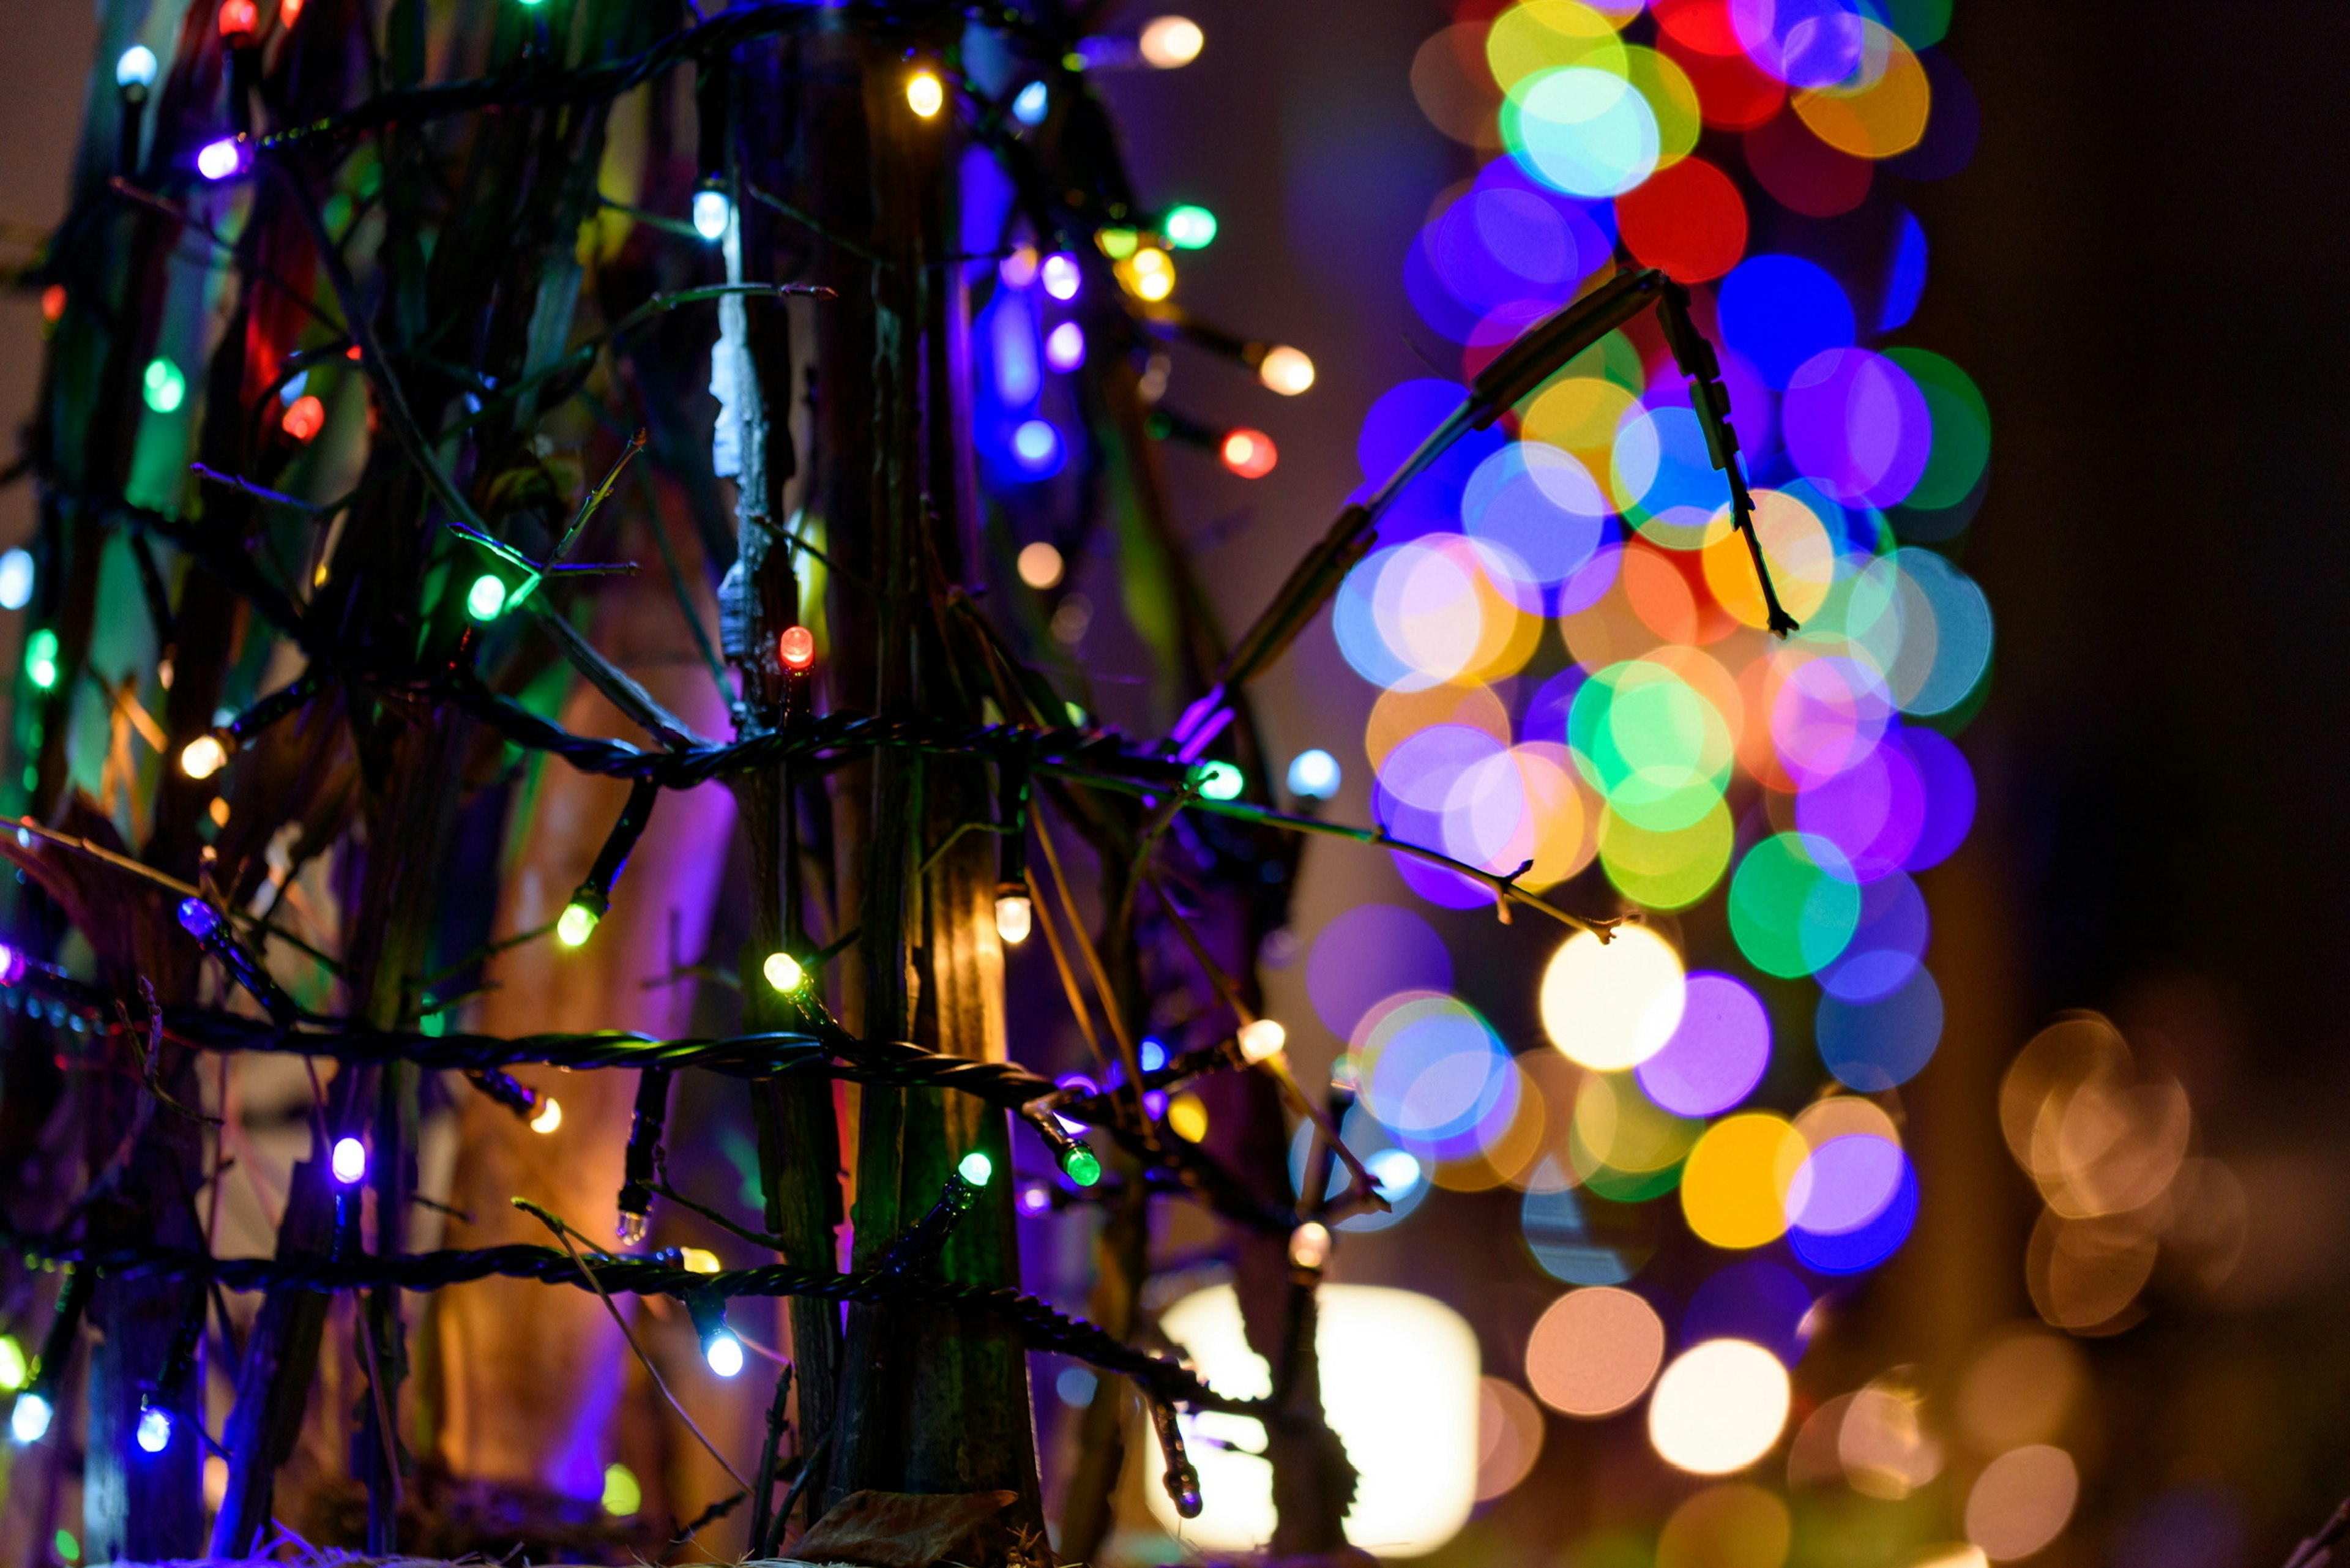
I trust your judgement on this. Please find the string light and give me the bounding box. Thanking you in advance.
[1219,428,1277,479]
[180,734,228,779]
[1257,345,1316,395]
[115,45,158,90]
[1163,204,1218,249]
[1286,749,1341,800]
[10,1392,51,1444]
[0,548,32,611]
[556,903,597,947]
[1012,80,1050,125]
[135,1405,173,1453]
[196,135,248,181]
[1138,15,1206,69]
[218,0,259,39]
[994,893,1032,946]
[1124,246,1176,302]
[280,394,326,441]
[465,573,508,621]
[1237,1018,1286,1063]
[528,1096,562,1133]
[141,357,185,413]
[778,624,816,670]
[679,1247,722,1274]
[1040,252,1081,302]
[21,628,56,690]
[1288,1221,1332,1271]
[1044,321,1086,372]
[615,1068,674,1243]
[763,950,805,993]
[602,1463,642,1517]
[1016,542,1064,589]
[704,1326,745,1377]
[1193,760,1243,800]
[0,1337,23,1391]
[959,1149,994,1187]
[332,1136,367,1185]
[906,70,945,118]
[691,184,730,242]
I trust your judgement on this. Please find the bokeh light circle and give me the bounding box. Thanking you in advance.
[1526,1286,1666,1417]
[1540,925,1688,1070]
[1647,1339,1792,1474]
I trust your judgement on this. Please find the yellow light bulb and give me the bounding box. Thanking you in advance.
[907,71,944,118]
[995,894,1032,946]
[1237,1018,1286,1063]
[763,950,805,993]
[679,1246,723,1275]
[1258,345,1316,396]
[180,734,228,780]
[556,903,597,948]
[529,1097,563,1134]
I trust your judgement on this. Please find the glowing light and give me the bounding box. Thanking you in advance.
[39,285,64,325]
[1062,1144,1103,1186]
[218,0,258,37]
[1656,1484,1792,1568]
[1195,760,1244,800]
[1258,345,1316,395]
[1539,925,1686,1071]
[330,1135,367,1185]
[529,1096,562,1134]
[1012,419,1062,471]
[602,1463,642,1517]
[1138,16,1206,69]
[116,44,159,88]
[778,624,816,670]
[26,627,59,690]
[679,1247,722,1274]
[1043,320,1086,372]
[763,951,805,993]
[1287,749,1341,800]
[274,392,326,442]
[196,136,247,181]
[1678,1113,1808,1249]
[1167,1092,1209,1141]
[906,70,945,118]
[999,247,1039,288]
[1040,252,1081,301]
[1125,247,1175,301]
[142,357,186,413]
[1965,1446,2079,1561]
[704,1329,745,1378]
[1220,428,1277,478]
[465,573,508,622]
[1525,1286,1665,1417]
[135,1405,173,1453]
[1012,81,1050,125]
[180,734,228,780]
[555,903,597,947]
[1016,542,1065,589]
[1289,1222,1333,1270]
[1147,1284,1477,1555]
[994,894,1032,946]
[692,187,731,242]
[1237,1018,1286,1062]
[12,1392,53,1444]
[1163,203,1218,249]
[958,1149,994,1187]
[1647,1340,1792,1475]
[0,1337,23,1391]
[1475,1378,1546,1502]
[176,897,221,939]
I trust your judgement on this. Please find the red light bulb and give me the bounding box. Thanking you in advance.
[778,625,816,670]
[219,0,259,39]
[1220,428,1278,479]
[281,394,324,442]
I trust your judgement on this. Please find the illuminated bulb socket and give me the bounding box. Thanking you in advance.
[1237,1018,1286,1064]
[1287,1220,1332,1272]
[993,888,1032,946]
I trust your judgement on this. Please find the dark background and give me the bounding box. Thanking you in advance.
[10,2,2350,1564]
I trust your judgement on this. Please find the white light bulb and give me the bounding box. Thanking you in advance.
[691,187,730,242]
[1288,1221,1332,1271]
[1012,80,1050,125]
[1040,252,1081,302]
[1258,345,1315,396]
[136,1405,173,1453]
[1138,17,1205,69]
[116,45,159,89]
[705,1331,745,1378]
[181,734,227,780]
[1237,1018,1286,1064]
[0,548,32,612]
[529,1096,562,1134]
[330,1135,367,1185]
[994,894,1032,946]
[10,1392,52,1444]
[1286,749,1341,800]
[196,136,246,182]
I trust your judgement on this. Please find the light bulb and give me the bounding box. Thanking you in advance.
[0,1337,23,1392]
[1061,1145,1103,1187]
[762,950,805,993]
[116,45,159,89]
[1012,419,1061,472]
[555,903,597,947]
[1138,16,1205,68]
[1193,760,1243,800]
[330,1135,367,1185]
[180,734,228,780]
[10,1391,51,1444]
[679,1247,722,1275]
[1040,252,1081,301]
[135,1405,173,1453]
[465,573,508,621]
[1286,748,1341,799]
[994,894,1032,946]
[691,187,730,242]
[1258,345,1315,396]
[176,896,221,939]
[958,1149,994,1187]
[529,1096,562,1134]
[1012,80,1050,125]
[217,0,259,39]
[196,136,247,182]
[1044,320,1087,372]
[1237,1018,1286,1064]
[778,624,816,670]
[1288,1220,1332,1270]
[142,357,185,414]
[1219,428,1277,479]
[24,627,58,690]
[906,71,944,118]
[704,1329,745,1378]
[0,548,33,611]
[1163,204,1218,250]
[280,394,325,442]
[1016,542,1065,589]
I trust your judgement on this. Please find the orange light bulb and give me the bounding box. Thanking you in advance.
[778,625,816,670]
[1220,428,1278,479]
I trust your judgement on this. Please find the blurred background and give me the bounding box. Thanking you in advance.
[9,2,2350,1567]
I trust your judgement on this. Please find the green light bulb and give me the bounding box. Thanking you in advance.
[763,950,805,993]
[142,357,185,414]
[466,573,509,622]
[24,628,58,691]
[1061,1144,1103,1187]
[958,1149,994,1187]
[556,903,597,947]
[1163,204,1218,250]
[1194,760,1243,801]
